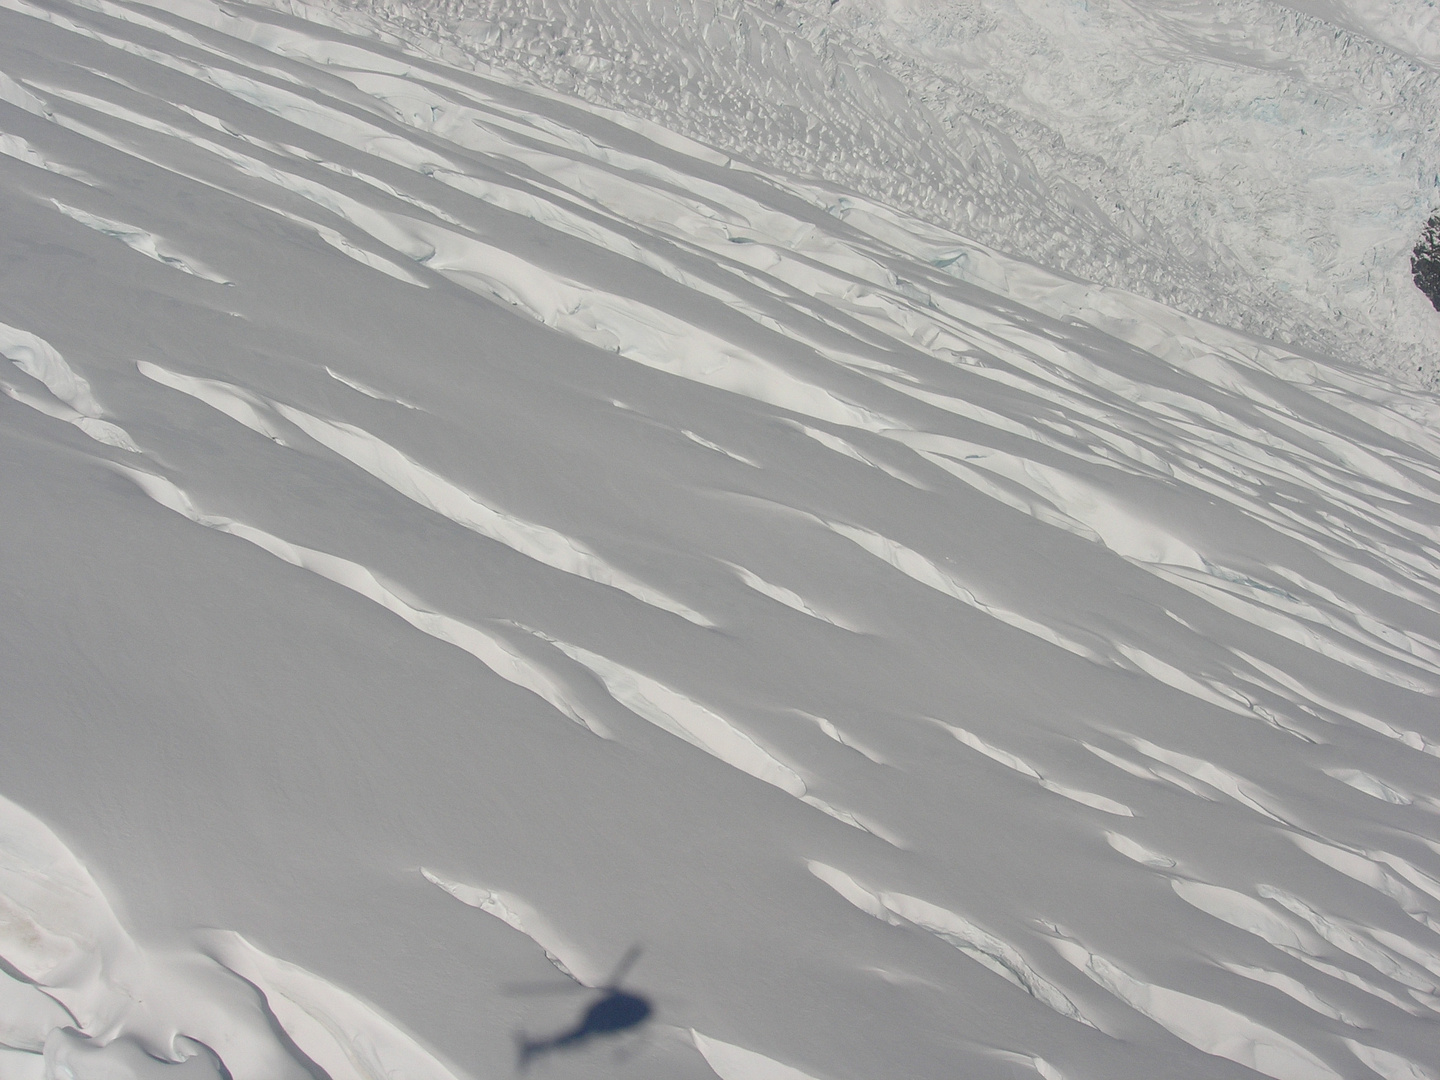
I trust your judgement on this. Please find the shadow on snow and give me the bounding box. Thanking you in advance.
[511,945,653,1070]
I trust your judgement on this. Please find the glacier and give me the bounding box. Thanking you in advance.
[354,0,1440,384]
[1,1,1439,1080]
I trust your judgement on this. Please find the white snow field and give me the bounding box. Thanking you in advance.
[351,0,1440,385]
[1,2,1440,1080]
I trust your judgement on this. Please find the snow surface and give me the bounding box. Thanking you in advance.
[1,2,1439,1080]
[346,0,1440,385]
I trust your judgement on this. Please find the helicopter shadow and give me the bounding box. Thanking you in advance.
[510,945,654,1071]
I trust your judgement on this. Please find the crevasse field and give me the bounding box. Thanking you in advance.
[2,1,1440,1079]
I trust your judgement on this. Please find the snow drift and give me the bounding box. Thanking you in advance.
[1,1,1439,1079]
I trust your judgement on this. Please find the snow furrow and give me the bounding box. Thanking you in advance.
[1049,929,1344,1080]
[138,362,708,624]
[807,862,1093,1027]
[112,465,610,737]
[2,1,1440,1078]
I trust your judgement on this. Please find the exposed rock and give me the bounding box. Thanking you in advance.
[1414,212,1440,312]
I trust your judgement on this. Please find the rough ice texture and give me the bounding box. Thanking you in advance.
[347,0,1440,386]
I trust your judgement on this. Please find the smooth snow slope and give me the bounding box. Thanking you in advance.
[1,2,1440,1080]
[349,0,1440,384]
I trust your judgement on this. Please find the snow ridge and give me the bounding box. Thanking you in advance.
[1,1,1439,1079]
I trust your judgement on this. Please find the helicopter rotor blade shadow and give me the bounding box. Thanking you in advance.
[602,944,642,989]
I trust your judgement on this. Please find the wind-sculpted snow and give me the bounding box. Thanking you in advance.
[0,790,358,1080]
[689,1031,826,1080]
[421,867,588,981]
[345,0,1440,385]
[547,636,891,840]
[808,861,1094,1027]
[52,199,231,281]
[2,320,141,451]
[137,359,710,623]
[936,721,1135,818]
[207,931,470,1080]
[113,464,614,738]
[1,1,1440,1079]
[1049,928,1347,1080]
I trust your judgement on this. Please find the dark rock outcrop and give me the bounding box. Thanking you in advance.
[1415,212,1440,312]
